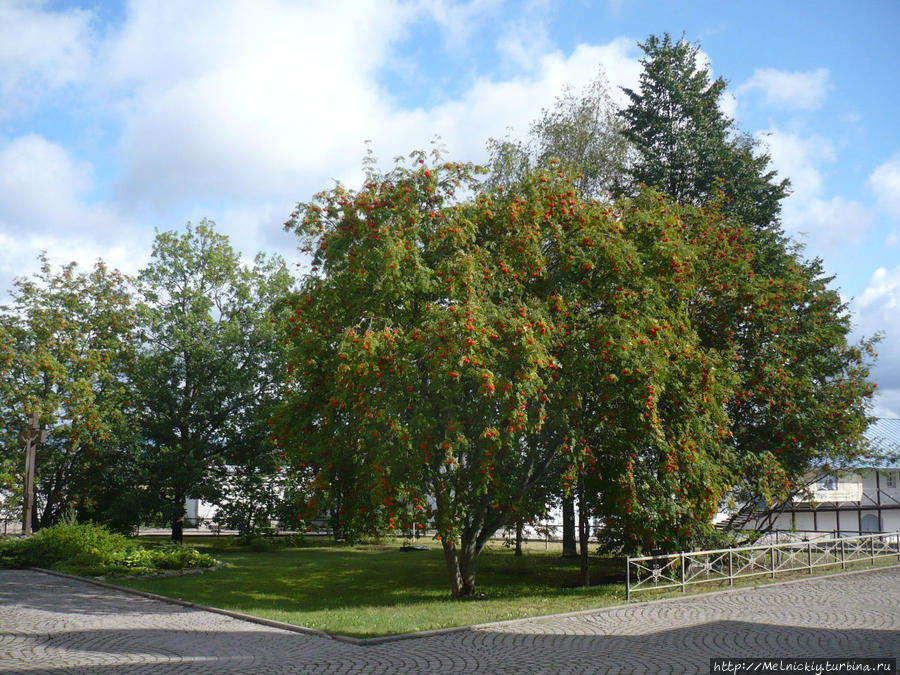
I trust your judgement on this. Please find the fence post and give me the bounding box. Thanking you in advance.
[770,544,776,579]
[840,538,845,570]
[626,556,631,601]
[807,540,812,575]
[680,551,686,593]
[728,548,733,586]
[870,533,875,566]
[897,532,900,562]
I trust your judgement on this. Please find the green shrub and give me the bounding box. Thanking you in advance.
[149,542,218,570]
[247,536,275,552]
[0,520,218,576]
[0,520,129,569]
[0,537,28,568]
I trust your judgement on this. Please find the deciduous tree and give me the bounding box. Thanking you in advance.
[135,221,291,542]
[0,256,138,531]
[278,152,779,593]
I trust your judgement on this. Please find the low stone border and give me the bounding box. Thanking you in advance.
[33,562,900,646]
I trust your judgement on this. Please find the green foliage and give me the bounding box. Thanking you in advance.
[0,517,127,569]
[620,34,790,261]
[0,256,139,530]
[0,520,218,575]
[618,33,877,525]
[247,536,276,552]
[278,148,800,592]
[0,457,22,526]
[529,69,630,200]
[208,456,310,540]
[485,67,627,201]
[134,220,292,541]
[480,38,876,553]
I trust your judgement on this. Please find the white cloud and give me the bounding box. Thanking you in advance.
[215,202,300,266]
[870,151,900,219]
[0,0,93,117]
[856,266,900,313]
[495,1,555,73]
[97,1,640,214]
[782,196,873,250]
[419,0,504,51]
[872,389,900,419]
[377,39,641,163]
[0,134,146,298]
[737,67,831,110]
[759,128,835,202]
[0,3,645,299]
[104,0,418,208]
[0,135,99,232]
[852,266,900,407]
[0,226,153,305]
[759,128,870,252]
[719,91,738,121]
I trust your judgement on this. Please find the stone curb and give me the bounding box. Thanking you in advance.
[32,561,900,646]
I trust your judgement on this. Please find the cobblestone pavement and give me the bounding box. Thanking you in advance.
[1,567,898,674]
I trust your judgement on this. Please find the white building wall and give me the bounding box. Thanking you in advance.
[793,512,816,531]
[881,509,900,533]
[751,468,900,536]
[814,510,837,532]
[876,469,900,501]
[184,498,216,526]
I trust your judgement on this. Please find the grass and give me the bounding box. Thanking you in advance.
[111,535,900,638]
[114,536,626,637]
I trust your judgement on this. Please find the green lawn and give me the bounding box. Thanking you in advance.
[112,536,900,638]
[114,537,626,637]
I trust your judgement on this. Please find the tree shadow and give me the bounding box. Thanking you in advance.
[108,547,624,612]
[0,569,187,617]
[3,621,897,674]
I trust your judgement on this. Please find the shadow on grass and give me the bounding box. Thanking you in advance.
[114,541,625,616]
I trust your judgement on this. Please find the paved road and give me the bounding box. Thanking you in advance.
[1,567,898,674]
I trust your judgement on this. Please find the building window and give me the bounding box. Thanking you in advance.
[887,471,896,488]
[817,475,838,491]
[861,514,880,533]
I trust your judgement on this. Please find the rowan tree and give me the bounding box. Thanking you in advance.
[278,151,779,592]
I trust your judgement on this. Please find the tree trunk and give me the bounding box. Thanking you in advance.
[442,540,477,598]
[171,493,185,544]
[562,496,577,557]
[514,520,524,557]
[578,476,590,587]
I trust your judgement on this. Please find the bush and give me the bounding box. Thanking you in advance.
[247,536,275,552]
[0,520,218,576]
[148,542,218,570]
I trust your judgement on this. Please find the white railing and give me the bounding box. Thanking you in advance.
[626,531,900,600]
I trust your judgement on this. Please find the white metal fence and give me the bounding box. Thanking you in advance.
[626,531,900,600]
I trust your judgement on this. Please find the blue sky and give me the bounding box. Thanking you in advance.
[2,0,899,416]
